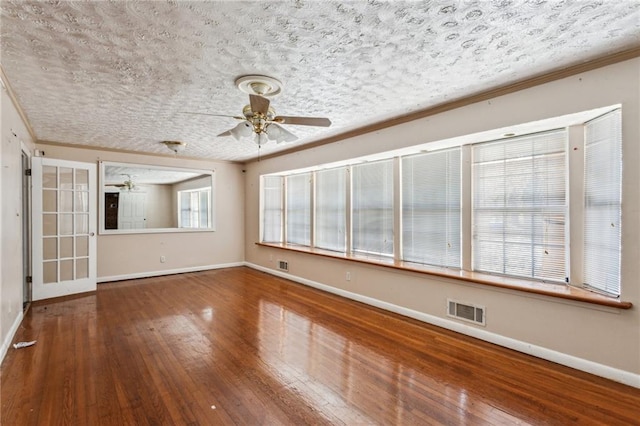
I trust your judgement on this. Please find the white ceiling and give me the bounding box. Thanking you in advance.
[1,1,639,163]
[103,164,206,185]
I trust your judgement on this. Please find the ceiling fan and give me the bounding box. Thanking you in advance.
[105,174,137,192]
[185,75,331,146]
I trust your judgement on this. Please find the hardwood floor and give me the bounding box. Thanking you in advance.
[2,267,639,425]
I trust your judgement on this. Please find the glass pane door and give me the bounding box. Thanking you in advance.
[32,158,96,300]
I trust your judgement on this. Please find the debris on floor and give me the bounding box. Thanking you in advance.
[13,341,36,349]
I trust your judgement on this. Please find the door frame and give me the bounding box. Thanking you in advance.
[21,145,32,308]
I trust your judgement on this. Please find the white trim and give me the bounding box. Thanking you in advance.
[99,161,217,235]
[0,311,24,366]
[246,262,640,389]
[97,262,245,283]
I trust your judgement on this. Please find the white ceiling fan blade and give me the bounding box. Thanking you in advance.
[181,112,244,120]
[249,94,270,115]
[273,116,331,127]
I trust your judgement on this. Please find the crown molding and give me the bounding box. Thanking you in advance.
[36,139,243,165]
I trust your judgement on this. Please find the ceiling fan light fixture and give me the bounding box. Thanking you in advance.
[229,122,253,141]
[254,132,267,146]
[162,140,187,154]
[267,123,298,144]
[121,174,137,192]
[266,123,281,140]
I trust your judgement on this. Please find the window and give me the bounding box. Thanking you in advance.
[259,107,624,297]
[584,110,622,295]
[352,160,394,256]
[315,168,347,252]
[286,173,311,246]
[473,131,567,282]
[402,148,461,268]
[178,187,211,228]
[262,176,283,243]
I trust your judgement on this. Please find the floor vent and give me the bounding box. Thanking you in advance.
[447,299,485,326]
[277,260,289,272]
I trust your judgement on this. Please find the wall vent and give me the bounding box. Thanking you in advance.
[277,260,289,272]
[447,299,485,326]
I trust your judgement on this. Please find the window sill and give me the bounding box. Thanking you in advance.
[255,242,633,310]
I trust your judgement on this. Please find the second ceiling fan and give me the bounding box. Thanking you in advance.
[187,75,331,146]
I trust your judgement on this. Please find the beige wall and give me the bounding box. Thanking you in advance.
[244,58,640,382]
[1,80,36,360]
[141,183,173,228]
[36,144,245,280]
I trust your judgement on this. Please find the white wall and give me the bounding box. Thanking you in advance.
[36,144,245,281]
[244,58,640,386]
[1,80,36,362]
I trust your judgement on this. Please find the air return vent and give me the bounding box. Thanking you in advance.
[447,299,485,326]
[277,260,289,272]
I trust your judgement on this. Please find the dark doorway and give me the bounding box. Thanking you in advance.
[105,192,119,230]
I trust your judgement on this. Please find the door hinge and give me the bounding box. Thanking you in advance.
[26,275,33,283]
[24,168,32,176]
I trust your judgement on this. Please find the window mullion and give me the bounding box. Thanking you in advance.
[568,125,585,285]
[461,145,472,271]
[346,167,352,254]
[282,177,288,244]
[393,156,402,261]
[310,172,316,248]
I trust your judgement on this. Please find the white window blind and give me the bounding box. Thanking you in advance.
[262,176,283,243]
[352,160,394,256]
[315,168,346,252]
[286,173,311,246]
[402,148,461,268]
[473,131,567,281]
[584,110,622,295]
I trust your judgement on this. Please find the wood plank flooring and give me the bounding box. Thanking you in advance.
[2,267,639,425]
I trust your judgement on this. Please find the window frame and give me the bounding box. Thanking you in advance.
[177,186,211,229]
[259,108,624,298]
[351,159,395,258]
[401,147,462,269]
[471,130,568,283]
[315,167,348,253]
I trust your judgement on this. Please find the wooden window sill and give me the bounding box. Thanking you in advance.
[256,242,633,310]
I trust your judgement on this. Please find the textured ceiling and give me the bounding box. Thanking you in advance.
[103,165,206,185]
[1,1,639,163]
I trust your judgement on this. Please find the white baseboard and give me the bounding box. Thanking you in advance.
[98,262,246,283]
[0,310,24,366]
[247,262,640,389]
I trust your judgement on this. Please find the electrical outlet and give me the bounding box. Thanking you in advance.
[160,256,166,263]
[346,272,351,281]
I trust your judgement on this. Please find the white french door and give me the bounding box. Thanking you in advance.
[32,157,97,301]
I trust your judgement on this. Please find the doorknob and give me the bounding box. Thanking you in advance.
[89,232,95,237]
